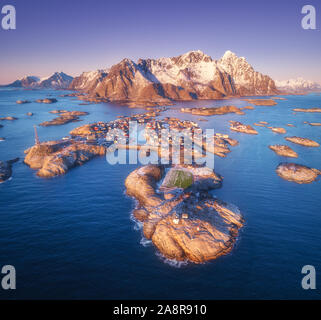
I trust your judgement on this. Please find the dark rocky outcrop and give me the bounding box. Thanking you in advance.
[0,158,19,183]
[36,98,58,104]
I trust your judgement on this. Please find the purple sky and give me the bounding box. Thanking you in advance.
[0,0,320,84]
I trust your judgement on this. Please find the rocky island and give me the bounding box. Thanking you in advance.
[243,99,277,106]
[0,158,19,183]
[125,164,244,263]
[36,98,58,104]
[276,163,321,184]
[308,122,321,126]
[24,140,105,178]
[285,136,319,147]
[180,105,245,116]
[269,145,298,158]
[292,108,321,113]
[16,100,31,104]
[229,121,258,134]
[0,116,18,121]
[39,110,88,127]
[268,127,287,134]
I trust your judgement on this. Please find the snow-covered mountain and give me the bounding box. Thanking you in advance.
[69,50,278,105]
[2,72,73,89]
[69,70,108,92]
[275,77,321,93]
[217,51,277,95]
[38,72,73,89]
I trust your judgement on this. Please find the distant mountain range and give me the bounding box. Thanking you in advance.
[69,50,278,106]
[3,52,320,105]
[1,72,73,89]
[275,77,321,93]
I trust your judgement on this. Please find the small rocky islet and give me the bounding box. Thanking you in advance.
[276,163,321,184]
[269,145,298,158]
[16,100,31,104]
[267,126,287,134]
[0,116,18,121]
[243,99,277,106]
[36,98,58,104]
[180,105,245,116]
[229,121,258,134]
[0,158,19,183]
[285,136,319,147]
[292,107,321,113]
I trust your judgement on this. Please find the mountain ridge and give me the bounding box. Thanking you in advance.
[275,77,321,93]
[69,50,278,106]
[1,72,73,89]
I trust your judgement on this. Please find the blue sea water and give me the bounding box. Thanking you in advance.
[0,88,320,299]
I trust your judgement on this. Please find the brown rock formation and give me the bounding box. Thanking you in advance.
[24,141,105,178]
[269,145,298,158]
[0,116,18,121]
[268,127,287,134]
[39,111,88,127]
[36,98,58,104]
[16,100,30,104]
[229,121,258,134]
[285,136,319,147]
[292,108,321,113]
[181,105,244,116]
[244,99,277,106]
[276,163,321,184]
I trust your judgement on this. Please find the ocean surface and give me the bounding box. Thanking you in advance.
[0,88,320,299]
